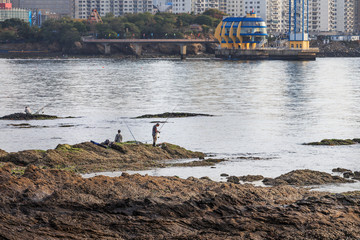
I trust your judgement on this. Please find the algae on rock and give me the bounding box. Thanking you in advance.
[304,138,359,145]
[0,141,206,173]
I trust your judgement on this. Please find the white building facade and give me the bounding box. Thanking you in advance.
[74,0,153,18]
[171,0,191,13]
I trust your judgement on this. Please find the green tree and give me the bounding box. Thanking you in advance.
[0,30,17,41]
[194,15,213,26]
[203,9,227,19]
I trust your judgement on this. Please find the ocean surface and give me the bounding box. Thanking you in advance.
[0,57,359,191]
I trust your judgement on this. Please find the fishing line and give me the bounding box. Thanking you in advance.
[159,104,178,131]
[123,120,138,143]
[34,103,51,114]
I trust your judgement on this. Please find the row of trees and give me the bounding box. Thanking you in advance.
[95,10,225,39]
[0,9,226,50]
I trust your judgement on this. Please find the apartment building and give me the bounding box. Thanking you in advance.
[171,0,191,13]
[14,0,74,16]
[267,0,355,35]
[74,0,153,18]
[1,0,30,22]
[192,0,219,14]
[355,0,360,32]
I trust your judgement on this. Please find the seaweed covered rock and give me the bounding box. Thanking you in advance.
[304,139,358,145]
[135,112,213,118]
[1,166,360,239]
[263,169,354,186]
[0,142,205,173]
[0,113,58,120]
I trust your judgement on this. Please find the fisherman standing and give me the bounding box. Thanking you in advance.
[114,130,123,143]
[152,123,160,146]
[24,106,32,115]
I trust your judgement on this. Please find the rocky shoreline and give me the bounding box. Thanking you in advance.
[1,142,360,239]
[1,40,360,58]
[1,163,360,239]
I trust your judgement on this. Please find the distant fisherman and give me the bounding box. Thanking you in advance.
[25,106,32,115]
[114,130,123,143]
[152,123,160,147]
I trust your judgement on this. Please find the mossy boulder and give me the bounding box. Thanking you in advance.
[0,113,58,120]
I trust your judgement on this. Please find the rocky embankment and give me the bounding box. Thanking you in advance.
[1,164,360,239]
[0,41,218,58]
[311,40,360,57]
[0,142,206,173]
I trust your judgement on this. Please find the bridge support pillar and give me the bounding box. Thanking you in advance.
[179,44,187,60]
[133,43,142,57]
[104,43,111,55]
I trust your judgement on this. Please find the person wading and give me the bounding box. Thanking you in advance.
[152,123,160,146]
[114,130,123,143]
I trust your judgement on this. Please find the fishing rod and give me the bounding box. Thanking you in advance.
[123,120,138,143]
[159,105,178,131]
[34,103,51,114]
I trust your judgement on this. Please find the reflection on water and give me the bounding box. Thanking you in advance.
[0,58,360,190]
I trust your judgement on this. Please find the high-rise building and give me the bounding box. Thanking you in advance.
[0,0,30,22]
[355,0,360,32]
[74,0,153,19]
[16,0,74,17]
[221,0,244,17]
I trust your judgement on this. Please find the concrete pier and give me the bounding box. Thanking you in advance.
[179,44,187,60]
[215,48,319,60]
[104,43,111,55]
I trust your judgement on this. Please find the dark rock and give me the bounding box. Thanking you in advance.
[200,176,212,181]
[343,172,354,178]
[1,166,360,239]
[0,113,58,120]
[354,171,360,179]
[332,168,352,173]
[304,139,356,145]
[239,175,264,182]
[227,176,240,184]
[262,169,354,186]
[135,112,214,118]
[220,173,229,177]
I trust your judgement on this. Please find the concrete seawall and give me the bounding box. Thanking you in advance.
[215,48,320,60]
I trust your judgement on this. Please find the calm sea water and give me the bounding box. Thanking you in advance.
[0,58,360,188]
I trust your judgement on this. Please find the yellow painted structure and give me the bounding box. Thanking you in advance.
[289,40,309,49]
[215,12,268,50]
